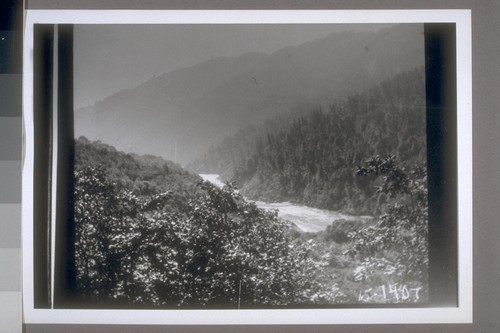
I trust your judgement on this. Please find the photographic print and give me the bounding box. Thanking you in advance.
[23,10,472,325]
[73,23,428,308]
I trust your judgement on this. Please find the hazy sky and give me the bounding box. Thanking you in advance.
[74,24,395,108]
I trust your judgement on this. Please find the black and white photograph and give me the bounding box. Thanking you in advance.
[22,9,472,325]
[72,23,428,308]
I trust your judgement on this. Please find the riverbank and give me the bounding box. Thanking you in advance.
[199,174,369,232]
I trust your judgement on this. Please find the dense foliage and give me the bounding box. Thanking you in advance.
[189,68,426,215]
[74,141,342,307]
[348,155,428,300]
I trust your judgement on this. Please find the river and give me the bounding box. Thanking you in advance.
[199,174,367,233]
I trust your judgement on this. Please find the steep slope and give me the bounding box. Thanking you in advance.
[74,136,203,212]
[191,68,427,215]
[75,52,267,161]
[75,24,424,165]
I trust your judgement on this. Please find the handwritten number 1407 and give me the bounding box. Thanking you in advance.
[358,284,422,303]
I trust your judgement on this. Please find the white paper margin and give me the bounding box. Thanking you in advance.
[22,9,472,325]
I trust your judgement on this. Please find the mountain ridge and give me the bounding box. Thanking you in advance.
[75,24,424,165]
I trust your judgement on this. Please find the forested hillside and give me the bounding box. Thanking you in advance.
[73,131,427,306]
[190,68,426,215]
[187,106,311,180]
[75,137,203,212]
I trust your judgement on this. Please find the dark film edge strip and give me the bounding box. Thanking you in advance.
[54,25,76,308]
[33,24,54,309]
[425,23,458,307]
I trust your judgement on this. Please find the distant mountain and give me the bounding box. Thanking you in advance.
[75,24,424,165]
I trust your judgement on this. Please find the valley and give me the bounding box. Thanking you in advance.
[200,173,369,233]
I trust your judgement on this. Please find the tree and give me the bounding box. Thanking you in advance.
[350,155,428,296]
[74,166,174,305]
[168,181,340,307]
